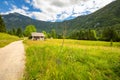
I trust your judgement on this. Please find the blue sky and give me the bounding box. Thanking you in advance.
[0,0,115,22]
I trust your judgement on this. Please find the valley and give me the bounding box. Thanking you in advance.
[0,0,120,80]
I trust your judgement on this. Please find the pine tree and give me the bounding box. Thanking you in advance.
[50,29,57,38]
[89,30,97,40]
[16,28,23,37]
[102,27,119,41]
[0,15,6,32]
[12,28,16,35]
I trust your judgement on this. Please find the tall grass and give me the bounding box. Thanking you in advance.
[23,39,120,80]
[0,33,19,47]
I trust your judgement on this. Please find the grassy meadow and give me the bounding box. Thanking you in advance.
[0,33,19,47]
[23,39,120,80]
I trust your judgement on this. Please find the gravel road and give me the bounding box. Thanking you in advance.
[0,40,25,80]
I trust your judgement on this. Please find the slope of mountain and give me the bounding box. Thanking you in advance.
[64,0,120,31]
[2,13,53,32]
[2,0,120,34]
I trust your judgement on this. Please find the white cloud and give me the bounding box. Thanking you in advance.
[1,5,27,16]
[25,0,31,3]
[22,6,29,10]
[11,4,17,9]
[30,12,52,21]
[29,0,86,21]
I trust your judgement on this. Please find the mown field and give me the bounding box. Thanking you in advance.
[0,33,19,47]
[23,39,120,80]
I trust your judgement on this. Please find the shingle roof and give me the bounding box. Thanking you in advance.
[31,32,45,36]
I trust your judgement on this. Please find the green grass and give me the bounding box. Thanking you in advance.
[23,39,120,80]
[0,33,19,47]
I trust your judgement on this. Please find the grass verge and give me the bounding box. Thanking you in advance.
[0,33,19,47]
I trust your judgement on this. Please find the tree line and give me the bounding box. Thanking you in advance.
[69,27,120,42]
[6,25,61,39]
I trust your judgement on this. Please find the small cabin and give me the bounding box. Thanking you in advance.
[31,32,45,40]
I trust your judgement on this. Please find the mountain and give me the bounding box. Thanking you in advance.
[2,12,65,33]
[2,0,120,34]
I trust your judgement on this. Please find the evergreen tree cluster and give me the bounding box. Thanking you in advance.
[101,27,120,42]
[69,29,97,40]
[8,27,23,37]
[0,15,6,32]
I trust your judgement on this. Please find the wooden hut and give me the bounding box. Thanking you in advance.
[31,32,45,40]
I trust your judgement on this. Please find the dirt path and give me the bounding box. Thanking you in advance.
[0,40,25,80]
